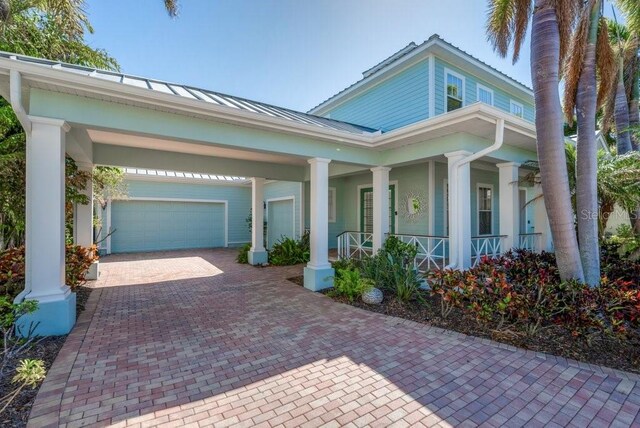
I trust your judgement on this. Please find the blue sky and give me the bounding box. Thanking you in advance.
[84,0,621,113]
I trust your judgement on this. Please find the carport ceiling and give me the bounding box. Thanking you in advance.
[86,129,309,166]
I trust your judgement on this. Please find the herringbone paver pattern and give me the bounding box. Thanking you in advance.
[29,249,640,427]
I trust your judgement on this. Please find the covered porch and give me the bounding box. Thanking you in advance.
[0,52,544,336]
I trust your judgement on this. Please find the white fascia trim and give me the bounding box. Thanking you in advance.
[111,197,229,247]
[124,173,251,187]
[310,38,533,115]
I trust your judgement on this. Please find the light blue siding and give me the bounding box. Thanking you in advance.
[267,199,295,248]
[110,179,251,251]
[435,58,534,121]
[324,60,429,132]
[264,181,302,240]
[111,200,225,252]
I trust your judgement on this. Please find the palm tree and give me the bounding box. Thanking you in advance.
[487,0,585,282]
[562,1,616,285]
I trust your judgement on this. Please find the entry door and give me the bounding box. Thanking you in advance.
[360,185,396,235]
[267,199,294,248]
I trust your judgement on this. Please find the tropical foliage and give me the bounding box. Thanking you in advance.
[268,232,310,266]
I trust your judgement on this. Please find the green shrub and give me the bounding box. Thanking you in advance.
[332,268,373,302]
[268,232,310,266]
[361,236,419,291]
[0,359,46,414]
[1,245,98,299]
[236,243,251,264]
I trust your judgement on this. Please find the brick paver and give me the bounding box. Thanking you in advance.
[29,249,640,427]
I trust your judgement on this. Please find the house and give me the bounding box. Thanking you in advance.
[0,34,552,335]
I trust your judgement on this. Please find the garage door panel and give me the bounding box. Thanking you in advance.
[111,200,225,253]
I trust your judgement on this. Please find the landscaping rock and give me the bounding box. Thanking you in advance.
[362,288,383,305]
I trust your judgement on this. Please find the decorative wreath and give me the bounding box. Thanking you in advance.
[400,190,427,222]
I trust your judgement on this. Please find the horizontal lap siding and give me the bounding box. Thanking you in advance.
[435,58,534,121]
[325,61,429,132]
[120,179,251,246]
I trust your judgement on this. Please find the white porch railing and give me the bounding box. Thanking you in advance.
[389,234,449,271]
[471,235,506,266]
[337,231,373,260]
[518,233,542,251]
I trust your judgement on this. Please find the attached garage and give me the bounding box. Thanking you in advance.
[110,199,227,253]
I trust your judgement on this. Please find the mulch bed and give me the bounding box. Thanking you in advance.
[0,286,92,428]
[286,276,640,375]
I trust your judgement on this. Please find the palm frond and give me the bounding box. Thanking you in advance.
[562,0,593,123]
[554,0,583,64]
[486,0,516,58]
[596,17,617,109]
[511,0,533,63]
[164,0,178,17]
[615,0,640,35]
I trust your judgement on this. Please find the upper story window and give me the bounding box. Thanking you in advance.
[477,84,493,106]
[510,100,524,118]
[446,69,464,112]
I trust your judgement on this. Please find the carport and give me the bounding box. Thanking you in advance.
[0,53,383,335]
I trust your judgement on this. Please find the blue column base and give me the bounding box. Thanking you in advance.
[248,250,268,265]
[303,265,335,291]
[17,292,76,337]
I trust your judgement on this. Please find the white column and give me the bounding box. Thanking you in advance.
[533,175,553,252]
[248,177,268,265]
[19,117,75,336]
[497,162,520,251]
[371,166,391,252]
[304,158,334,291]
[445,151,472,269]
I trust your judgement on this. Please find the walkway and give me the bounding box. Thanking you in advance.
[29,249,640,427]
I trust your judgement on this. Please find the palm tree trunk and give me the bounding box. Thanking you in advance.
[531,0,585,282]
[575,0,601,286]
[615,59,633,154]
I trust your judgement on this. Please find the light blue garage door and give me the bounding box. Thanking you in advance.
[267,199,294,249]
[111,200,225,253]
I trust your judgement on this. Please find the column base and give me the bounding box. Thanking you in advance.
[304,265,335,291]
[248,250,268,265]
[86,261,100,280]
[17,292,76,337]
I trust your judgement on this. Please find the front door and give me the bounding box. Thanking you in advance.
[360,185,396,236]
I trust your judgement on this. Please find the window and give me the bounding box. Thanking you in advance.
[478,185,493,235]
[510,100,524,118]
[477,84,493,105]
[446,70,464,112]
[328,187,336,223]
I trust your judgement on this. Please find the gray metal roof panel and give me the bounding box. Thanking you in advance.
[0,51,378,135]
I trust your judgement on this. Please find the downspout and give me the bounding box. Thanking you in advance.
[446,118,505,269]
[9,69,32,136]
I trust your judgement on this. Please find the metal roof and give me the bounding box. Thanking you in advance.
[124,168,248,183]
[0,51,378,135]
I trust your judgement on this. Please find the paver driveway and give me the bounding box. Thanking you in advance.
[30,249,640,427]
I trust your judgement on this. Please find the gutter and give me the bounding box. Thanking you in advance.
[9,69,32,136]
[446,118,505,269]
